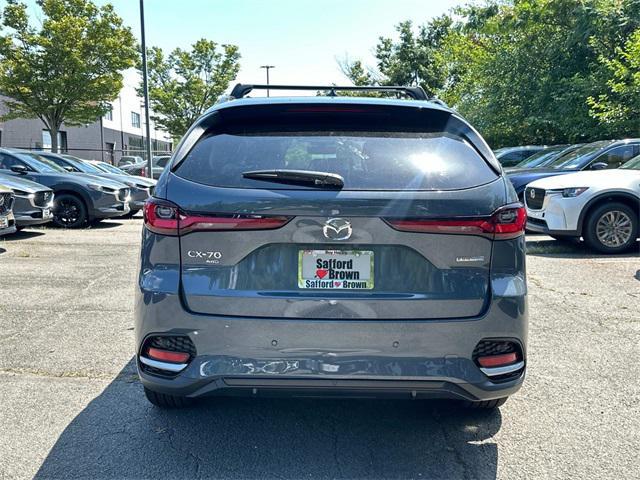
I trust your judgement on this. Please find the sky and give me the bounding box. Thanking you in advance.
[11,0,462,95]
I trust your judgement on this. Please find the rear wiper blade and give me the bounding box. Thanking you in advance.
[242,169,344,188]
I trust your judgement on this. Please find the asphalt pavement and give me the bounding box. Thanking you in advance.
[0,219,638,479]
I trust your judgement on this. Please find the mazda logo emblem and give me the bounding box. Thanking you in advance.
[323,218,352,240]
[530,189,536,199]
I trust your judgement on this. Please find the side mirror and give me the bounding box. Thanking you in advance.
[590,162,608,170]
[10,165,28,174]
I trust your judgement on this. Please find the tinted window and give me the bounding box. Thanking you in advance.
[18,153,67,173]
[176,131,497,190]
[594,145,637,169]
[0,153,29,170]
[620,155,640,170]
[550,143,603,169]
[154,157,170,167]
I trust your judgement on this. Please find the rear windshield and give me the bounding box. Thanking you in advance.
[175,130,497,190]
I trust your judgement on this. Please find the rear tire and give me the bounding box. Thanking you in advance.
[144,387,193,408]
[584,202,637,254]
[53,194,87,228]
[462,397,508,409]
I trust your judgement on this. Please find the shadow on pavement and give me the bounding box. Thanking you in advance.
[35,359,501,479]
[2,229,46,241]
[87,221,124,230]
[526,236,639,259]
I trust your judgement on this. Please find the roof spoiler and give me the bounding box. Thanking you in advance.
[229,84,429,101]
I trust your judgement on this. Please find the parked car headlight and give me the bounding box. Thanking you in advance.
[12,189,32,198]
[561,187,589,197]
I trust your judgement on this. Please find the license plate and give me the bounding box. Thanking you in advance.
[0,216,7,229]
[42,208,51,218]
[298,250,374,289]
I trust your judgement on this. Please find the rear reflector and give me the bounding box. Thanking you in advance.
[143,198,291,236]
[385,204,526,239]
[477,352,518,368]
[147,347,190,364]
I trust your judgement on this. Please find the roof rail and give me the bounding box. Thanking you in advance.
[229,84,429,101]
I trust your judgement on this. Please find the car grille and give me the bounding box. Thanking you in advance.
[0,192,14,214]
[525,187,545,210]
[33,190,53,207]
[116,188,130,202]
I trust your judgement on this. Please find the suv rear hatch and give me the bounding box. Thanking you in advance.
[159,102,510,319]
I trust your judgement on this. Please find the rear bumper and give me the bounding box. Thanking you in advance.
[135,291,528,402]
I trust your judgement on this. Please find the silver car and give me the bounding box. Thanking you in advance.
[136,85,528,410]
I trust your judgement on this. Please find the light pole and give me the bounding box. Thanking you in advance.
[139,0,153,177]
[260,65,275,97]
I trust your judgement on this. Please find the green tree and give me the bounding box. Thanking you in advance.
[0,0,137,152]
[588,28,640,135]
[340,17,452,97]
[440,0,640,146]
[142,39,240,140]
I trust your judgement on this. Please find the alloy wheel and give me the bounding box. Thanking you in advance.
[56,199,80,226]
[595,210,633,248]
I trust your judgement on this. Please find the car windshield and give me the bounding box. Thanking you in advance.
[547,141,612,169]
[513,147,564,168]
[62,156,103,174]
[99,162,129,174]
[620,155,640,170]
[16,153,67,173]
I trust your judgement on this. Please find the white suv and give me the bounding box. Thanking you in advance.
[525,156,640,253]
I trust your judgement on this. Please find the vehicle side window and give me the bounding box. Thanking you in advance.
[156,157,169,167]
[0,154,29,171]
[47,156,76,171]
[595,145,636,169]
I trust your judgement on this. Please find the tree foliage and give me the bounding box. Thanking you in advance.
[142,39,240,141]
[340,17,451,98]
[342,0,640,147]
[0,0,137,151]
[588,28,640,134]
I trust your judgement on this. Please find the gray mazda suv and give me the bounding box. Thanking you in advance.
[136,84,528,410]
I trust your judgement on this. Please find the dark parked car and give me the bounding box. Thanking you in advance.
[136,84,527,410]
[121,155,171,179]
[0,184,16,236]
[37,152,156,216]
[504,144,582,172]
[507,139,640,201]
[494,145,549,167]
[0,173,54,229]
[0,149,130,228]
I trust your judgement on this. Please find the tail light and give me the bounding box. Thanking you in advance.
[143,198,292,236]
[141,167,147,177]
[385,204,526,240]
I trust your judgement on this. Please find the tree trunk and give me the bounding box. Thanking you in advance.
[50,124,59,153]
